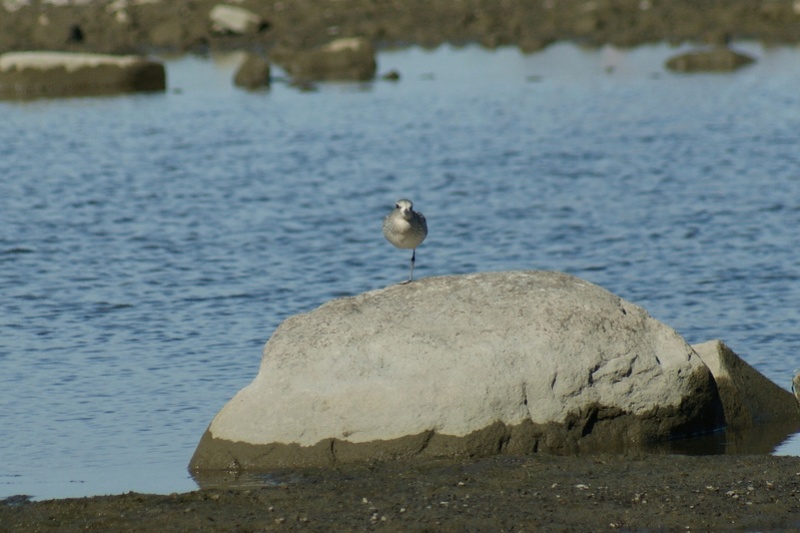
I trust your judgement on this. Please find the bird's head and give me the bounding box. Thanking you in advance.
[395,199,414,217]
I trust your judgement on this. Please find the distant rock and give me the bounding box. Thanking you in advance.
[0,51,165,98]
[272,37,377,82]
[665,47,755,72]
[381,69,400,81]
[190,271,726,470]
[209,4,267,36]
[233,52,270,89]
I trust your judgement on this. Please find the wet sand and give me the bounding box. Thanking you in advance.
[4,453,800,531]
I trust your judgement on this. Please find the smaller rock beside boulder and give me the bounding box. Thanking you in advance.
[0,51,165,98]
[665,47,755,72]
[233,53,270,90]
[689,340,800,454]
[272,37,377,83]
[693,340,799,430]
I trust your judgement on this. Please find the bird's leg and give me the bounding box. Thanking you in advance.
[403,249,416,284]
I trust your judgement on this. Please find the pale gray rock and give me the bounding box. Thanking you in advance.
[191,271,724,470]
[693,340,800,429]
[0,51,165,98]
[209,4,266,35]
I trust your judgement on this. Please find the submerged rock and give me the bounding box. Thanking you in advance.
[0,51,165,98]
[191,271,727,470]
[665,46,755,72]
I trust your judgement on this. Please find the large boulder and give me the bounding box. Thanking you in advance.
[272,37,377,82]
[0,51,165,98]
[190,271,726,471]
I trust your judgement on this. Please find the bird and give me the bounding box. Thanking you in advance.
[792,369,800,406]
[382,199,428,283]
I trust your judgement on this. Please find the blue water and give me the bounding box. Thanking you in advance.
[2,42,800,500]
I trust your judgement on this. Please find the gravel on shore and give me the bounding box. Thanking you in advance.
[4,453,800,531]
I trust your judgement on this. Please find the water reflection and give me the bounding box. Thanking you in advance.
[665,422,800,456]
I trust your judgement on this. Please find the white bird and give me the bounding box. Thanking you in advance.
[382,199,428,283]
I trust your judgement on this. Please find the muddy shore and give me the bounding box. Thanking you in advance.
[2,0,800,56]
[3,453,800,531]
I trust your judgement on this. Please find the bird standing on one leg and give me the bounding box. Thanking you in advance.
[382,199,428,283]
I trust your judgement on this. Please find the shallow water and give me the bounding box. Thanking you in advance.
[2,42,800,500]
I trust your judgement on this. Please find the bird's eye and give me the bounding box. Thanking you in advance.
[395,203,400,208]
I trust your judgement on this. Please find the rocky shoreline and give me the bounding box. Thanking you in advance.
[0,1,786,94]
[2,0,800,56]
[4,453,800,531]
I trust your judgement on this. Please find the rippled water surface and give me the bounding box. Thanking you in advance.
[2,42,800,500]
